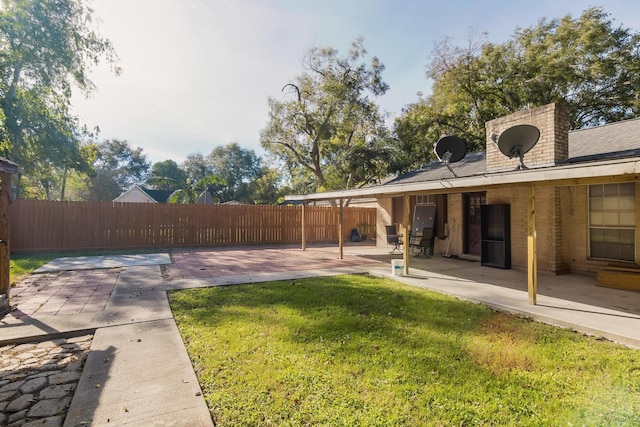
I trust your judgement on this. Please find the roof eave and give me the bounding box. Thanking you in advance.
[285,157,640,202]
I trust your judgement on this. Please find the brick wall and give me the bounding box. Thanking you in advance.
[376,197,393,245]
[486,187,566,272]
[485,103,570,173]
[562,182,640,275]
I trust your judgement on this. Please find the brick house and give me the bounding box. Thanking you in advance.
[287,103,640,298]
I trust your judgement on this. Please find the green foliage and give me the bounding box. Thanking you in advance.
[395,7,640,172]
[167,174,226,204]
[261,38,395,193]
[0,0,119,197]
[176,143,282,204]
[246,166,291,205]
[171,275,640,426]
[181,153,212,184]
[85,139,150,201]
[208,143,262,203]
[146,159,186,191]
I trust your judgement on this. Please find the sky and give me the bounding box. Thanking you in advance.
[70,0,640,165]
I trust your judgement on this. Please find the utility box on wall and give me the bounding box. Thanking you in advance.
[481,204,511,269]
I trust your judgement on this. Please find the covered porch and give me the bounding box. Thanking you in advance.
[342,243,640,348]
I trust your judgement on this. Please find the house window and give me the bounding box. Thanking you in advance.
[589,183,635,261]
[416,194,436,205]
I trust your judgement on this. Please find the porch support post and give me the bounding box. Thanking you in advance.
[338,198,344,260]
[0,172,11,314]
[403,194,410,275]
[301,202,306,251]
[527,185,537,305]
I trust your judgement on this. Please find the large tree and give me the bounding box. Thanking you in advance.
[86,139,150,201]
[0,0,118,197]
[394,7,640,172]
[146,159,186,191]
[208,142,262,203]
[260,38,394,193]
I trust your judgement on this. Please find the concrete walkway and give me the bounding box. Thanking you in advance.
[2,247,380,426]
[2,245,640,426]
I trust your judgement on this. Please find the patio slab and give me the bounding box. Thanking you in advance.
[4,244,640,427]
[33,253,172,273]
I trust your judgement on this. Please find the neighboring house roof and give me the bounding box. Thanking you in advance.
[113,185,175,203]
[142,187,174,203]
[0,157,21,174]
[197,190,215,205]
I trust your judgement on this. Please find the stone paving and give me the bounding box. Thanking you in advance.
[165,246,379,280]
[0,335,92,427]
[6,269,119,322]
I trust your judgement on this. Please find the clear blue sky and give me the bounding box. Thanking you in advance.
[70,0,640,164]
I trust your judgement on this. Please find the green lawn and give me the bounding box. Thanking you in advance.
[170,274,640,426]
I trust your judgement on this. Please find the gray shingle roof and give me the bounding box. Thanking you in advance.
[385,151,486,185]
[568,117,640,162]
[387,117,640,186]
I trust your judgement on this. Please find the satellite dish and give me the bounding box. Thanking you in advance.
[434,135,467,177]
[493,124,540,170]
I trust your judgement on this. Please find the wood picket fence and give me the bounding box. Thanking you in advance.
[9,200,376,253]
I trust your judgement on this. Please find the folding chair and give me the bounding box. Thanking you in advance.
[385,225,402,254]
[415,227,434,258]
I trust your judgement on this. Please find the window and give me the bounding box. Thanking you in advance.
[589,183,636,261]
[416,194,436,205]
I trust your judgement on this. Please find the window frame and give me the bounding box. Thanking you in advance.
[588,182,636,262]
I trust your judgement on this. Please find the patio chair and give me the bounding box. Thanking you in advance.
[386,225,402,254]
[414,227,434,258]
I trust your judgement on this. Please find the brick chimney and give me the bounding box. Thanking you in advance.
[485,103,570,173]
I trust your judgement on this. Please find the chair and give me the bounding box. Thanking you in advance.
[414,227,434,258]
[385,225,402,254]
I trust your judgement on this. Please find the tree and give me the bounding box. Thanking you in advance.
[181,153,212,184]
[208,143,262,203]
[394,7,640,171]
[246,166,291,204]
[260,38,394,194]
[86,139,150,201]
[167,175,226,204]
[0,0,119,197]
[146,159,186,191]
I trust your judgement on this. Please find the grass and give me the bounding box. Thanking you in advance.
[170,274,640,427]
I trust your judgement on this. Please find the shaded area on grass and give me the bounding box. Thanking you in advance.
[170,274,640,426]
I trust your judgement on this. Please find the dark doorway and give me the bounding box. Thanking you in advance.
[464,192,486,256]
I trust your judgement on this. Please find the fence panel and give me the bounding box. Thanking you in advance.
[8,200,376,252]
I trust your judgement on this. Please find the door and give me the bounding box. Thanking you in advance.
[464,192,486,256]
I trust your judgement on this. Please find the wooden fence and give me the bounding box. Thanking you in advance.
[9,200,377,253]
